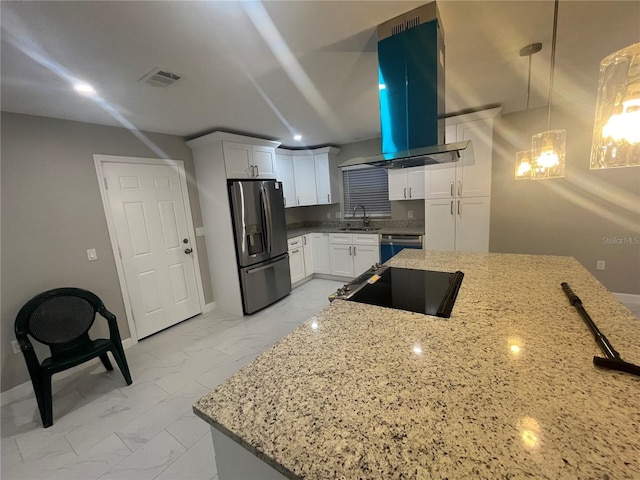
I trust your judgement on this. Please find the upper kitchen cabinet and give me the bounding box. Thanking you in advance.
[292,153,318,206]
[222,140,277,179]
[277,146,340,207]
[274,151,296,208]
[425,107,501,200]
[388,166,425,200]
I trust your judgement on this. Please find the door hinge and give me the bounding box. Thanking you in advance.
[104,177,108,190]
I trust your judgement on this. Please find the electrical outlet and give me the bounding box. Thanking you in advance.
[408,210,414,219]
[335,212,341,219]
[87,248,97,261]
[11,340,21,354]
[596,260,606,271]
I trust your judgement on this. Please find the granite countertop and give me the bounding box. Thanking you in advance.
[194,250,640,479]
[286,225,425,239]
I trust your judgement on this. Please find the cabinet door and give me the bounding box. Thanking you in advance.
[455,197,490,253]
[456,119,492,197]
[311,233,330,274]
[329,244,354,277]
[302,234,314,276]
[406,167,425,199]
[275,154,296,208]
[222,141,252,178]
[252,146,276,179]
[425,199,456,251]
[292,155,317,206]
[314,153,332,204]
[289,248,306,284]
[424,163,456,199]
[388,169,407,200]
[353,244,379,276]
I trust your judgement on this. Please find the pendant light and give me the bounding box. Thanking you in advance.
[515,42,542,180]
[531,0,566,180]
[590,42,640,169]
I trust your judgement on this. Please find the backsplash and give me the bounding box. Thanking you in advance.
[286,219,424,231]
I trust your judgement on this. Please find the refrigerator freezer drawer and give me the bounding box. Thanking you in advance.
[240,254,292,314]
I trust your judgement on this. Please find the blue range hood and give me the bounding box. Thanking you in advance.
[341,2,469,169]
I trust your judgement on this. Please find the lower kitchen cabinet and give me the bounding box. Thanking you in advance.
[302,234,314,275]
[329,233,380,278]
[288,236,306,284]
[425,197,490,252]
[310,233,330,274]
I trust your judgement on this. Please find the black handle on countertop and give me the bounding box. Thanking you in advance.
[561,282,640,377]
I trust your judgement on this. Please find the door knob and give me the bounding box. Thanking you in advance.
[184,248,193,254]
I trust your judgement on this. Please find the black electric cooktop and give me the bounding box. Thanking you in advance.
[330,265,464,318]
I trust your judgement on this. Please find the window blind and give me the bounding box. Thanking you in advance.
[342,166,391,217]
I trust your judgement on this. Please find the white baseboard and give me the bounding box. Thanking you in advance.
[202,302,215,314]
[613,292,640,307]
[1,338,134,407]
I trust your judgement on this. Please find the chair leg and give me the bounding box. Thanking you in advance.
[99,354,114,371]
[110,347,132,386]
[40,373,53,428]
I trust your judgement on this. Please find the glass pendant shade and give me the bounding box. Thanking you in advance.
[515,150,533,179]
[531,129,566,179]
[590,42,640,169]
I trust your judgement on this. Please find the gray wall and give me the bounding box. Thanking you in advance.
[490,106,640,294]
[1,112,213,392]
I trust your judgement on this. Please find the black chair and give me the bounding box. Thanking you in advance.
[14,288,132,428]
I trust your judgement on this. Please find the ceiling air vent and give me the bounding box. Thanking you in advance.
[139,67,182,88]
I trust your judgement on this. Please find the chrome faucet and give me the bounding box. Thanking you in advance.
[353,204,370,228]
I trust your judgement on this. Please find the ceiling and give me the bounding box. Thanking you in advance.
[2,1,638,148]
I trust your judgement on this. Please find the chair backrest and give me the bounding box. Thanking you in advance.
[15,288,105,349]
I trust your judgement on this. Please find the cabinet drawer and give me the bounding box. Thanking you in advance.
[329,233,353,245]
[353,234,380,246]
[288,236,303,250]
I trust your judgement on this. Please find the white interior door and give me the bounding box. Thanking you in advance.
[103,162,201,338]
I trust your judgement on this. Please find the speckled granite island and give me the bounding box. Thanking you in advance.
[194,250,640,479]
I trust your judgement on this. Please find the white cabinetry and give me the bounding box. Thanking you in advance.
[329,233,380,278]
[310,233,330,274]
[292,154,317,206]
[223,141,276,179]
[277,147,340,207]
[388,167,425,200]
[275,152,296,208]
[424,108,500,252]
[302,234,313,275]
[288,236,306,284]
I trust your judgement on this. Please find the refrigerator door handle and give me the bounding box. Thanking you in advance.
[261,184,273,254]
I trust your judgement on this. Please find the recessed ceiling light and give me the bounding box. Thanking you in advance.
[293,134,302,141]
[74,83,96,95]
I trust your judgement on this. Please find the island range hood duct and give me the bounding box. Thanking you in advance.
[340,2,469,170]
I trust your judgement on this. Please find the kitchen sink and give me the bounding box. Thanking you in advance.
[338,227,381,232]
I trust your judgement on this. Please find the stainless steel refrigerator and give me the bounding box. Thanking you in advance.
[228,180,291,314]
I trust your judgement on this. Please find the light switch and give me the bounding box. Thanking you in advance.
[87,249,98,261]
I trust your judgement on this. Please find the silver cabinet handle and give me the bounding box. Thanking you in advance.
[252,165,256,177]
[353,246,357,255]
[450,200,454,215]
[457,181,462,196]
[327,193,330,203]
[458,200,461,215]
[303,236,307,245]
[297,196,300,205]
[409,187,412,198]
[256,165,259,177]
[349,246,352,256]
[404,187,407,199]
[292,249,300,254]
[450,182,454,196]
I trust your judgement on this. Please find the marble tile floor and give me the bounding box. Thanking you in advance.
[1,278,344,480]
